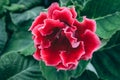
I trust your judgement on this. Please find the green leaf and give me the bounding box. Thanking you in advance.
[21,42,35,56]
[86,62,98,77]
[71,70,99,80]
[4,8,39,55]
[68,60,90,78]
[4,4,25,12]
[4,31,32,53]
[10,6,44,30]
[0,0,9,16]
[91,31,120,80]
[40,60,89,80]
[17,0,43,10]
[0,17,7,55]
[10,0,18,3]
[60,0,71,6]
[40,61,69,80]
[100,39,109,49]
[81,0,120,18]
[71,0,90,16]
[6,0,43,12]
[0,52,45,80]
[5,13,18,31]
[96,12,120,39]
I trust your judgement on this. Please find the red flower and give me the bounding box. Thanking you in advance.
[29,2,101,70]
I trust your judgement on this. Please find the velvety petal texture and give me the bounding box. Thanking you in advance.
[29,2,101,70]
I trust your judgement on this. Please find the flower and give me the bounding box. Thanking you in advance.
[29,2,101,70]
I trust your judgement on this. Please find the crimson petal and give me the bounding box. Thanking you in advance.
[48,2,60,18]
[32,24,43,45]
[53,8,74,25]
[39,19,65,36]
[33,47,41,60]
[81,30,101,60]
[39,38,51,49]
[56,63,68,71]
[74,16,96,34]
[60,42,85,67]
[56,63,78,71]
[63,26,80,48]
[32,24,51,48]
[29,12,47,30]
[41,47,61,66]
[69,7,77,18]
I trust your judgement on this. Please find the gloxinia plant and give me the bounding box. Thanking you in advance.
[0,0,120,80]
[29,2,101,70]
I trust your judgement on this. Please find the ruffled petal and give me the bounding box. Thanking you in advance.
[74,17,96,34]
[39,19,65,36]
[33,48,41,60]
[81,30,101,60]
[39,38,51,49]
[82,16,96,32]
[56,63,68,71]
[53,8,74,25]
[69,7,77,18]
[32,24,43,45]
[63,26,80,48]
[29,12,47,30]
[60,42,85,67]
[32,24,51,48]
[41,47,61,66]
[56,62,78,71]
[48,2,61,18]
